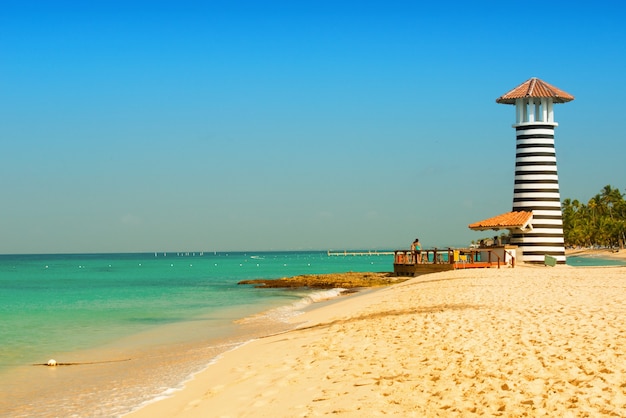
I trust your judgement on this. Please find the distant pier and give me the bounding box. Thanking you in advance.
[327,250,394,256]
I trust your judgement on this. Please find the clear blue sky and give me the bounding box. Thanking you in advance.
[2,1,625,254]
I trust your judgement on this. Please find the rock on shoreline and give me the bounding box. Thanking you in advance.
[238,271,406,289]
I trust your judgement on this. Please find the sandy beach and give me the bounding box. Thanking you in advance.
[126,263,626,417]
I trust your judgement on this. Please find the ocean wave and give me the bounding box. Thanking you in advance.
[238,288,348,324]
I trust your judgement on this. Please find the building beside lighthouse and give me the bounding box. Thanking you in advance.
[469,78,574,264]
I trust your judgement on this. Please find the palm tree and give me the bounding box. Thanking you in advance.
[562,185,626,248]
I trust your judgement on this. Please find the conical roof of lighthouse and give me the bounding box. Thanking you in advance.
[496,77,574,104]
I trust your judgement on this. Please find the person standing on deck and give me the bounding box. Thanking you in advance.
[412,238,422,263]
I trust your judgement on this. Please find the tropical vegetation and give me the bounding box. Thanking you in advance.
[562,185,626,249]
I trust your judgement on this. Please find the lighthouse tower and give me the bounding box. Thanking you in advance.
[496,78,574,264]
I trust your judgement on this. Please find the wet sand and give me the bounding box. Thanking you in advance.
[126,264,626,417]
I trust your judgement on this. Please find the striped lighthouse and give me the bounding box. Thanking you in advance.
[496,78,574,264]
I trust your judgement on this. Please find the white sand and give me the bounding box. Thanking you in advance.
[126,265,626,417]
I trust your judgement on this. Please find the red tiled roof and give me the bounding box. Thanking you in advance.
[496,78,574,105]
[468,211,533,231]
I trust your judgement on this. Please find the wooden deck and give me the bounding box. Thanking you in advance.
[392,247,514,277]
[393,262,455,276]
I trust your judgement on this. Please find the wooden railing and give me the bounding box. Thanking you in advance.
[394,248,455,265]
[394,248,505,268]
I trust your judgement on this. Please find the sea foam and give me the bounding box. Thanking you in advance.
[238,288,348,324]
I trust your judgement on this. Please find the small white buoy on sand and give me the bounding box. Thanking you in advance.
[47,359,57,367]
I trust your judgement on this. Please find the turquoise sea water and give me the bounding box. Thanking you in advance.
[1,251,623,417]
[565,255,626,267]
[0,251,391,417]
